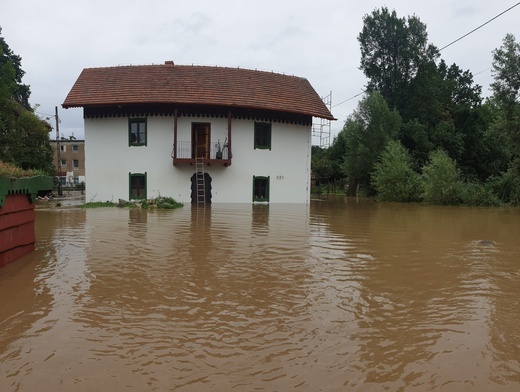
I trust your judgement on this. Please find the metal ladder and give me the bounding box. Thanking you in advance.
[195,157,206,205]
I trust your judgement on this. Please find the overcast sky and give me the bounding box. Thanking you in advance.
[2,0,519,144]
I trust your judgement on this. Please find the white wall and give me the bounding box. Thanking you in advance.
[84,115,311,203]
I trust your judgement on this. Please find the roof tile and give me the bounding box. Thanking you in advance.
[62,64,335,120]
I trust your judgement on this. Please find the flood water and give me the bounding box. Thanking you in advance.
[1,197,519,391]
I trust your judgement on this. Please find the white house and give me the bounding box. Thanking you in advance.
[62,62,335,204]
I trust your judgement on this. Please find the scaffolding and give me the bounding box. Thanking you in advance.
[312,91,332,148]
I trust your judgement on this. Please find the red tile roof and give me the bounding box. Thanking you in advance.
[62,63,335,120]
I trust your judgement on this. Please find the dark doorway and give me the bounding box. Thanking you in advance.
[190,172,212,204]
[192,123,210,159]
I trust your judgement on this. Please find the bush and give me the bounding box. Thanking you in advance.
[459,181,502,206]
[0,160,42,177]
[81,196,183,209]
[421,149,463,205]
[148,196,183,209]
[490,160,520,206]
[372,140,421,202]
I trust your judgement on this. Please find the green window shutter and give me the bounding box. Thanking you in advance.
[253,175,270,202]
[129,172,147,200]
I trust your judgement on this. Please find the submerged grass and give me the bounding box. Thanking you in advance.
[81,201,119,208]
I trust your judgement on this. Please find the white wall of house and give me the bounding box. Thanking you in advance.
[84,115,311,203]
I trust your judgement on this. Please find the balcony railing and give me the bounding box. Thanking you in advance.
[172,141,231,166]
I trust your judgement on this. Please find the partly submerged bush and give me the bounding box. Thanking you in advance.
[372,140,421,202]
[421,149,463,205]
[489,160,520,206]
[459,180,502,207]
[82,196,183,209]
[146,196,183,209]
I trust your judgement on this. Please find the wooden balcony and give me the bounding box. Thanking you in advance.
[172,141,232,167]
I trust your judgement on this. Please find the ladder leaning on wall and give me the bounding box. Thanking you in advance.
[195,157,206,205]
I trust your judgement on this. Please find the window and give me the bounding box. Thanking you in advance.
[129,172,147,199]
[253,176,270,202]
[73,159,79,168]
[60,145,66,152]
[60,159,67,167]
[254,122,271,150]
[72,145,79,152]
[129,118,147,146]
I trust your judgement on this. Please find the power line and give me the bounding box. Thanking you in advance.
[332,3,519,111]
[35,110,57,119]
[439,2,520,51]
[473,67,492,76]
[332,90,366,108]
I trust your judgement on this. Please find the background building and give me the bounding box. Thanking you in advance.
[51,137,85,187]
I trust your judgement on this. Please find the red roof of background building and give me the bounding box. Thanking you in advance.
[62,63,335,120]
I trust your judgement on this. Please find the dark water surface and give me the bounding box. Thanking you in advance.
[1,197,519,391]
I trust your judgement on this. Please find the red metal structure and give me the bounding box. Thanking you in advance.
[0,194,36,267]
[0,176,53,267]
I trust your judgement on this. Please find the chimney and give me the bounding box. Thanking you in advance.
[165,61,174,65]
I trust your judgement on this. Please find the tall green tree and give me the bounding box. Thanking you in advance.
[400,59,482,167]
[0,27,31,110]
[491,33,520,107]
[452,103,509,181]
[439,61,482,108]
[358,7,439,112]
[359,8,484,177]
[491,33,520,158]
[488,33,520,205]
[0,27,53,173]
[342,91,401,195]
[311,146,333,190]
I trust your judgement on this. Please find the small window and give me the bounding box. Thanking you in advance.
[129,172,147,199]
[73,159,79,168]
[129,118,147,146]
[60,159,67,167]
[72,145,79,152]
[254,122,271,150]
[253,176,270,202]
[60,145,66,152]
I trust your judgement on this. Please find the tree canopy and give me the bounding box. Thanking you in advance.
[0,27,31,110]
[312,8,520,206]
[0,27,53,173]
[342,91,401,196]
[358,7,439,112]
[491,33,520,107]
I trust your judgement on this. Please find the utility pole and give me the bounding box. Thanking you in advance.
[55,106,63,196]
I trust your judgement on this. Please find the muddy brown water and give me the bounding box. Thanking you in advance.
[1,197,519,391]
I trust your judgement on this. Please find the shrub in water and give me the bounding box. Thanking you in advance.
[421,149,462,205]
[372,140,421,202]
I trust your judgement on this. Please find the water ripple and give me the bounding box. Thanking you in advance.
[0,202,519,390]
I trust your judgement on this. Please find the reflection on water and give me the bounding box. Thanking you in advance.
[1,197,519,391]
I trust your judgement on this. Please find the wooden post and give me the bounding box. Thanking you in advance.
[55,106,63,196]
[227,111,232,164]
